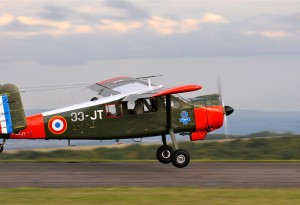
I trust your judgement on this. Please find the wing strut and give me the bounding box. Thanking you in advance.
[166,95,178,150]
[166,95,172,130]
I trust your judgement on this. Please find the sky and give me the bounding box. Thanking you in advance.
[0,0,300,112]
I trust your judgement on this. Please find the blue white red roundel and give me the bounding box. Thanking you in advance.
[48,116,68,135]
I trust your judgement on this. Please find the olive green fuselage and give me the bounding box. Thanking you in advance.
[43,97,196,140]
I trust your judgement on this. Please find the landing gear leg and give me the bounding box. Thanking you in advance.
[156,135,173,164]
[169,129,178,150]
[163,95,190,168]
[169,129,190,169]
[0,138,6,153]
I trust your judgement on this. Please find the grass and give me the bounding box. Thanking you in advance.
[0,187,300,205]
[1,134,300,162]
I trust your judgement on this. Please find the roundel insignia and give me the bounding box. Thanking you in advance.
[48,116,68,135]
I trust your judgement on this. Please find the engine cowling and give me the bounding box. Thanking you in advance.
[189,94,234,141]
[190,131,207,141]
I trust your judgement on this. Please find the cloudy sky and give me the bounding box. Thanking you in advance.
[0,0,300,111]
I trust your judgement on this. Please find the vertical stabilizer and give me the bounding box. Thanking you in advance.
[0,84,27,134]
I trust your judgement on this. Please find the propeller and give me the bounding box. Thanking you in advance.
[218,78,234,140]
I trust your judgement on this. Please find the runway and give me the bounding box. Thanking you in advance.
[0,162,300,188]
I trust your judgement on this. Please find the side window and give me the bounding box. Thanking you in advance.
[143,99,158,112]
[128,98,158,115]
[161,96,182,109]
[127,101,135,114]
[171,98,181,109]
[106,104,123,118]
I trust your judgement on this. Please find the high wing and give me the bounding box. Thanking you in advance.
[88,76,202,101]
[88,76,160,97]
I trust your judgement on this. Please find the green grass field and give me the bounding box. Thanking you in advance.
[1,134,300,162]
[0,188,299,205]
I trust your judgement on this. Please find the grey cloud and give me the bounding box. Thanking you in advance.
[1,25,300,67]
[104,0,149,19]
[282,13,300,22]
[3,20,64,34]
[1,11,300,66]
[242,12,300,32]
[277,13,300,31]
[2,20,31,31]
[39,5,72,21]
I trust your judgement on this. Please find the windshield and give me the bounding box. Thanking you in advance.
[190,94,221,107]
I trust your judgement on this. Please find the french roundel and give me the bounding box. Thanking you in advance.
[48,116,68,135]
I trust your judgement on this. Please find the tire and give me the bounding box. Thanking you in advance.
[0,146,3,153]
[156,145,174,164]
[171,149,190,168]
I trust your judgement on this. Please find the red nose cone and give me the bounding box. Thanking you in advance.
[225,106,234,116]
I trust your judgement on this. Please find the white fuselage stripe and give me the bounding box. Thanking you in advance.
[42,94,128,116]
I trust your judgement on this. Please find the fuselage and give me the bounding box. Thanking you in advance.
[9,94,225,141]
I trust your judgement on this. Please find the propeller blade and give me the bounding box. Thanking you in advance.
[224,115,229,140]
[218,77,224,107]
[218,77,234,140]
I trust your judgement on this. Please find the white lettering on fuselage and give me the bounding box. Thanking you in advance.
[91,110,104,120]
[71,110,104,122]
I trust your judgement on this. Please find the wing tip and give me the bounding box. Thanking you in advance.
[97,76,130,85]
[153,84,202,97]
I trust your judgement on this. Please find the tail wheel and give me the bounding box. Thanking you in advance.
[0,145,3,153]
[171,149,190,168]
[156,145,174,164]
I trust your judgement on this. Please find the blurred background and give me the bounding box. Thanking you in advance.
[1,0,300,150]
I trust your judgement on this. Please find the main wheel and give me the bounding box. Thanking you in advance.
[156,145,174,164]
[171,149,190,168]
[0,145,3,153]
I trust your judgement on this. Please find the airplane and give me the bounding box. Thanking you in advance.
[0,76,234,168]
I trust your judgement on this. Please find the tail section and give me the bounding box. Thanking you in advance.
[0,84,27,134]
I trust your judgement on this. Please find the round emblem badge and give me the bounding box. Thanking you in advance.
[48,116,68,135]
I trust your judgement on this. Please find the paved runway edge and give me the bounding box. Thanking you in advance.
[0,162,300,188]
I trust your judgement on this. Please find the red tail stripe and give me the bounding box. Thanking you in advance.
[10,114,45,139]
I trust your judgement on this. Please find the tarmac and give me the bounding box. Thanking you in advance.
[0,162,300,188]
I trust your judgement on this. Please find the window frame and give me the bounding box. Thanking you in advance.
[105,103,124,118]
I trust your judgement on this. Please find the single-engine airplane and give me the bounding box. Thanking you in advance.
[0,76,234,168]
